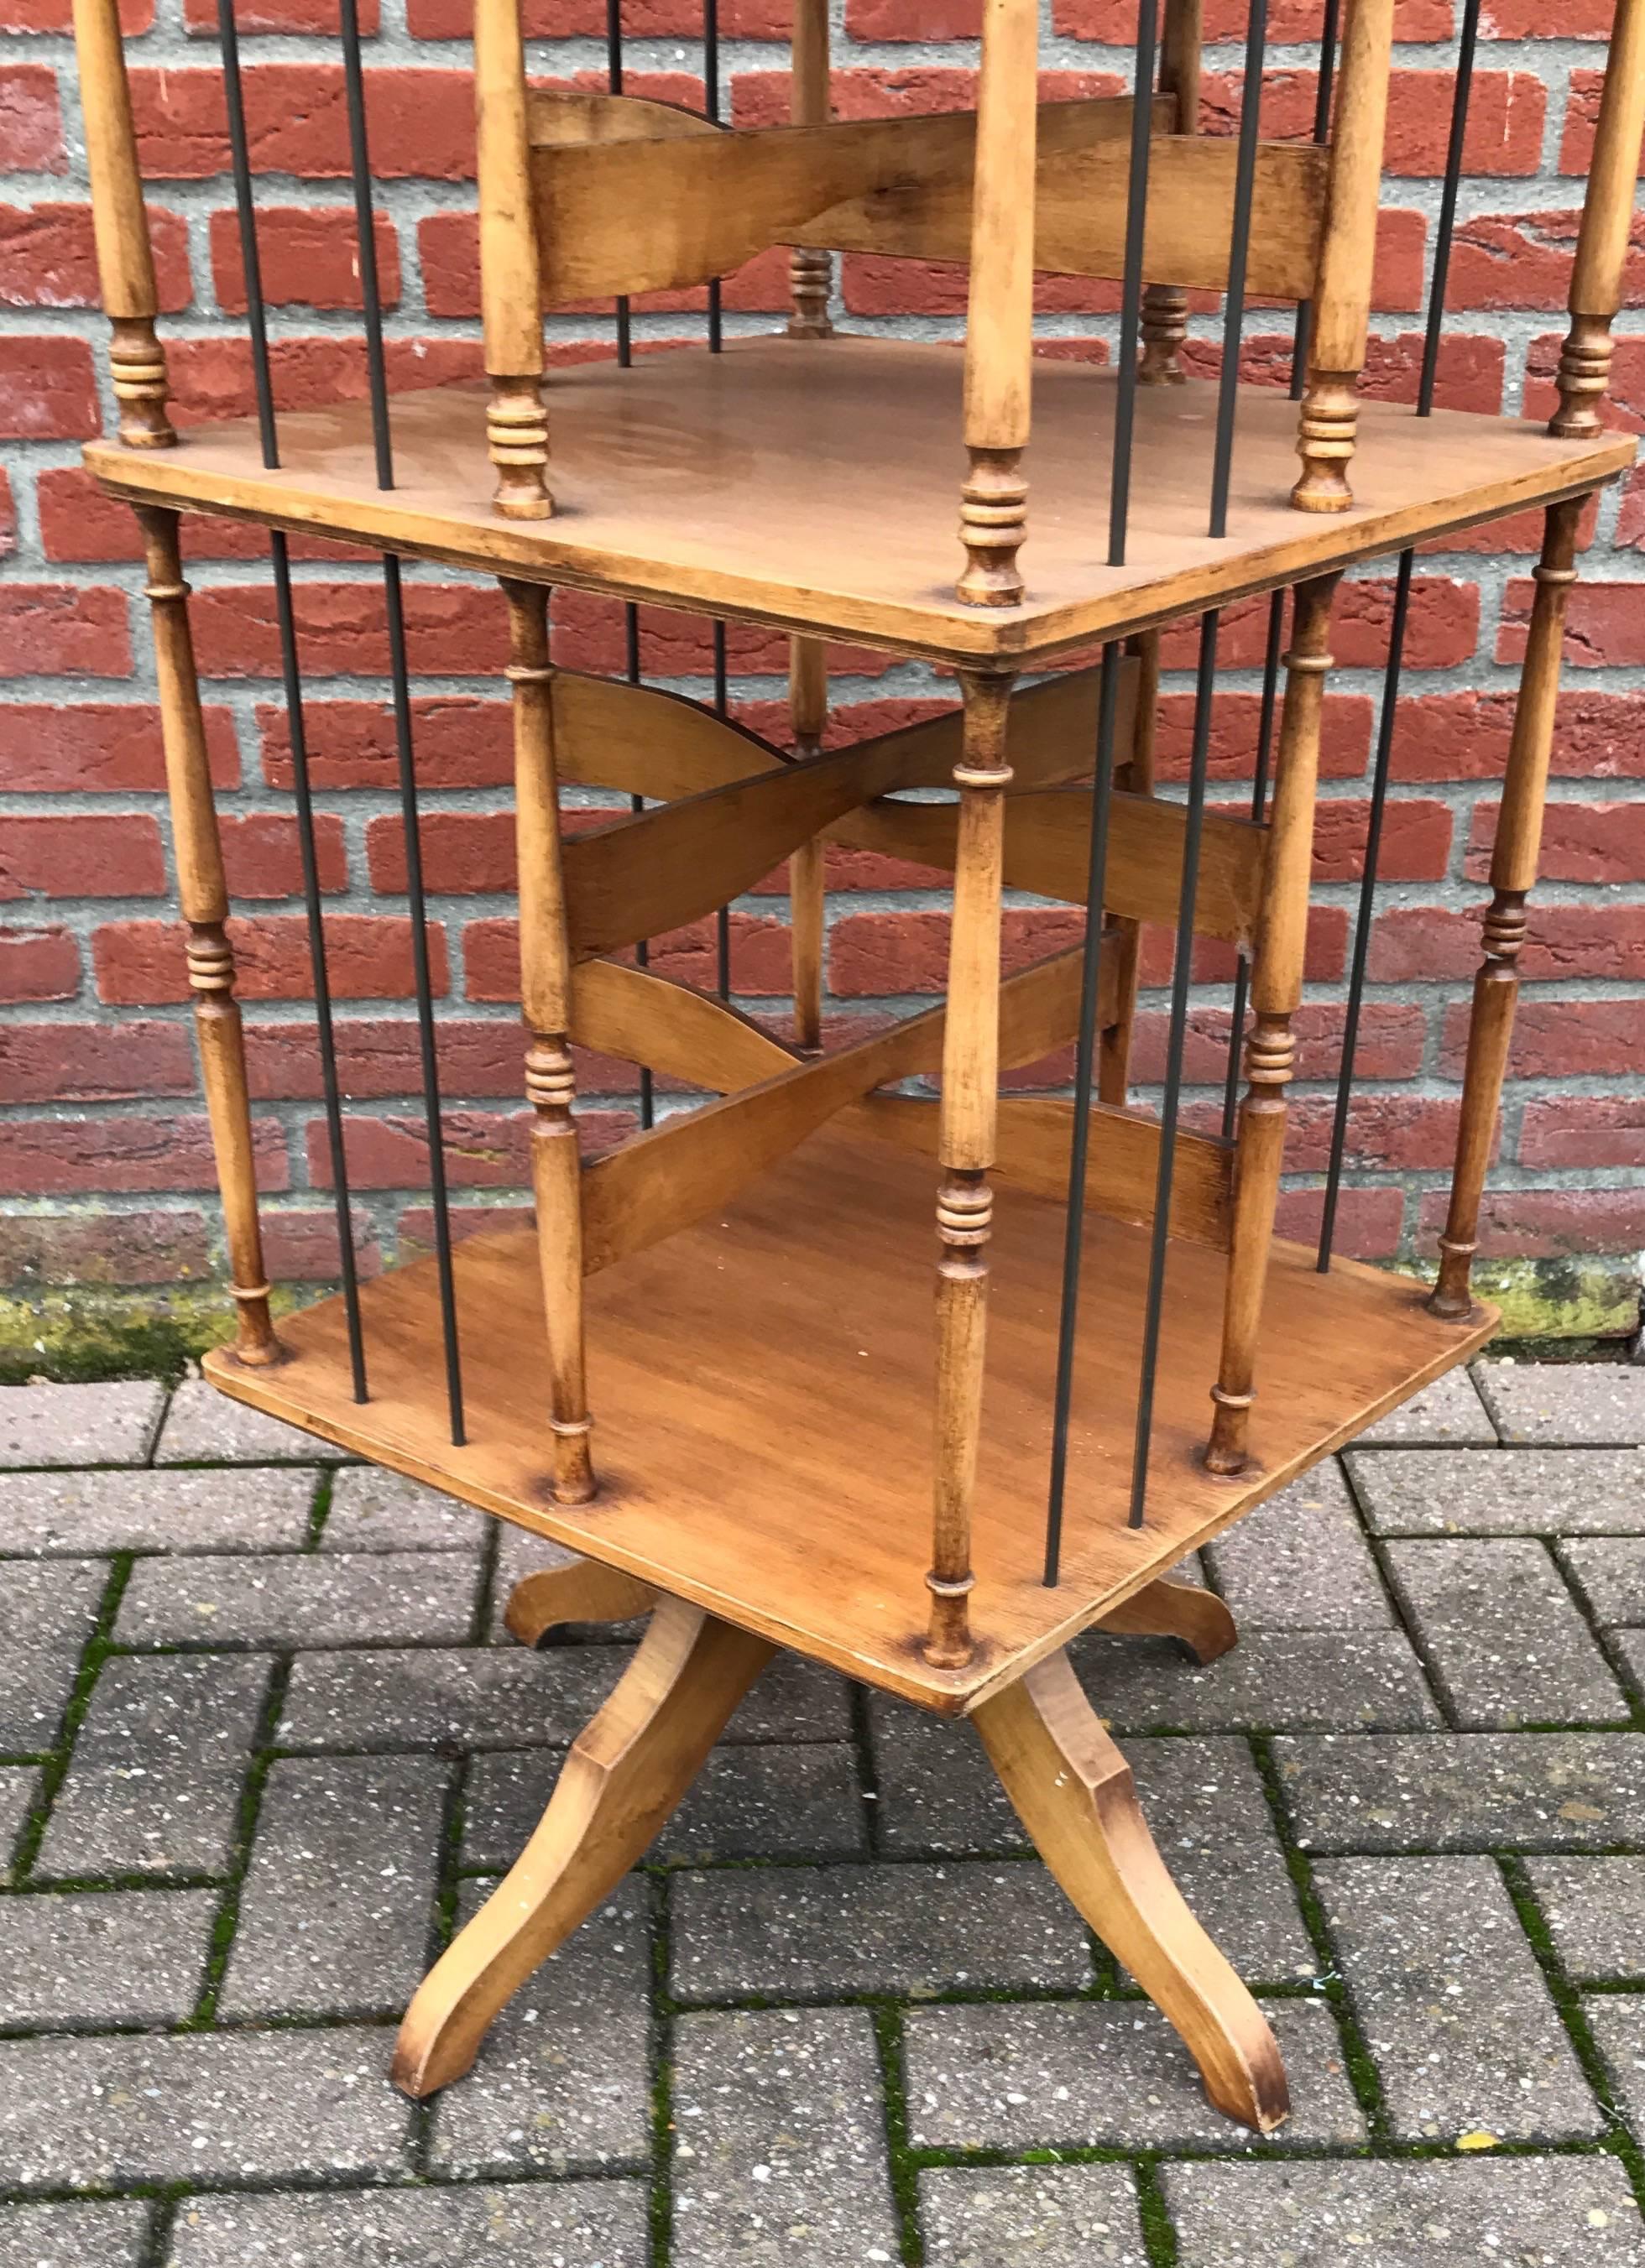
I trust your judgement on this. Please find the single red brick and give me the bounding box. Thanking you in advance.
[0,336,98,441]
[1560,66,1645,174]
[0,1114,285,1197]
[1151,689,1372,784]
[0,1019,196,1103]
[1311,797,1454,883]
[1520,1098,1645,1170]
[367,810,514,895]
[259,1207,384,1285]
[1273,1185,1407,1262]
[1336,576,1480,670]
[1451,209,1645,313]
[1481,0,1608,29]
[0,203,191,312]
[1465,799,1645,885]
[850,0,980,34]
[93,915,450,1004]
[0,65,67,172]
[187,580,508,679]
[244,1016,521,1102]
[1614,467,1645,551]
[219,812,348,900]
[1127,998,1426,1087]
[0,926,79,1002]
[130,65,477,180]
[646,913,800,997]
[0,0,148,28]
[1283,1090,1469,1175]
[828,906,1091,998]
[1370,901,1645,983]
[184,0,379,29]
[1357,330,1505,415]
[1392,689,1645,784]
[1499,580,1645,670]
[0,702,239,792]
[210,206,400,314]
[1417,1186,1645,1259]
[260,696,512,790]
[0,813,167,899]
[0,1209,212,1289]
[0,585,132,679]
[164,333,482,429]
[1382,68,1545,176]
[411,0,781,28]
[1439,995,1645,1081]
[1135,905,1345,988]
[308,1108,532,1191]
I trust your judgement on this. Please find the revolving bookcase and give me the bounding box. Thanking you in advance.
[71,0,1643,2137]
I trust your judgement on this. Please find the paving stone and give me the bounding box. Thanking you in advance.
[0,2026,410,2187]
[278,1643,629,1753]
[0,2201,153,2268]
[1475,1361,1645,1447]
[1162,2156,1645,2266]
[905,1998,1364,2151]
[672,2005,901,2266]
[1275,1733,1645,1852]
[1203,1462,1392,1630]
[1070,1626,1439,1732]
[0,1767,39,1881]
[1584,1996,1645,2143]
[1560,1538,1645,1627]
[427,1876,650,2175]
[1523,1858,1645,1981]
[869,1697,1022,1855]
[1610,1629,1645,1693]
[488,1524,650,1645]
[321,1464,488,1552]
[0,1886,217,2026]
[0,1558,107,1751]
[1353,1367,1500,1446]
[165,2182,650,2267]
[1348,1446,1645,1536]
[0,1467,318,1556]
[155,1380,351,1465]
[671,1858,1089,2000]
[463,1740,866,1870]
[920,2164,1146,2266]
[1384,1538,1629,1728]
[730,1650,853,1742]
[1314,1854,1602,2141]
[116,1550,483,1651]
[0,1381,165,1470]
[37,1654,270,1879]
[220,1754,451,2019]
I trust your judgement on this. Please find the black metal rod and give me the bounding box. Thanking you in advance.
[1109,0,1158,568]
[713,620,732,997]
[1221,586,1287,1136]
[705,0,723,348]
[1419,0,1482,417]
[1288,0,1341,393]
[1042,641,1123,1586]
[337,0,393,491]
[607,0,633,366]
[216,0,278,472]
[1208,0,1269,539]
[1130,610,1219,1529]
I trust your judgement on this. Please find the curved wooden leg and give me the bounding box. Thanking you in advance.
[393,1596,774,2099]
[1096,1577,1237,1665]
[504,1553,658,1645]
[972,1649,1289,2135]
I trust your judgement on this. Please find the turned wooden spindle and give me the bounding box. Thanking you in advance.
[1205,572,1340,1477]
[1139,0,1203,387]
[1548,0,1645,440]
[788,634,828,1053]
[477,0,551,519]
[787,0,834,338]
[138,508,279,1365]
[71,0,174,449]
[1291,0,1396,512]
[1098,629,1161,1103]
[926,674,1014,1668]
[504,579,595,1499]
[957,0,1039,605]
[1428,498,1581,1322]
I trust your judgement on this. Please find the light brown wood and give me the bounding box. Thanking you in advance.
[1430,498,1581,1320]
[553,668,785,799]
[394,1596,773,2095]
[973,1649,1288,2132]
[1206,574,1340,1477]
[527,88,719,146]
[476,0,549,518]
[505,580,593,1501]
[86,342,1632,670]
[203,1122,1498,1714]
[1551,0,1645,438]
[787,0,833,337]
[70,0,172,448]
[504,1555,658,1643]
[788,634,829,1049]
[1100,629,1161,1103]
[1140,0,1204,385]
[137,508,278,1367]
[1292,0,1397,512]
[1096,1574,1236,1664]
[571,958,798,1092]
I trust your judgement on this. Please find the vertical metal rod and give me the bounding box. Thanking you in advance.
[337,0,465,1436]
[713,622,731,998]
[1317,0,1480,1270]
[218,0,367,1398]
[1109,0,1158,568]
[1042,642,1122,1586]
[1221,587,1287,1137]
[704,0,729,994]
[1131,610,1218,1529]
[1288,0,1341,392]
[606,0,632,368]
[1208,0,1269,538]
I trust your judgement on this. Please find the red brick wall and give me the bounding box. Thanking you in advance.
[1,1,1642,1307]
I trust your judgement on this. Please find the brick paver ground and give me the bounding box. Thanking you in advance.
[0,1358,1641,2263]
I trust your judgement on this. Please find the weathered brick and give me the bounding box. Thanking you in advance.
[1524,1858,1645,1981]
[1385,1537,1628,1728]
[278,1644,629,1752]
[0,65,66,173]
[919,2165,1146,2268]
[1348,1446,1645,1535]
[1475,1362,1645,1446]
[117,1550,483,1650]
[1355,1369,1497,1446]
[1275,1732,1645,1851]
[0,341,99,441]
[0,812,166,899]
[0,1887,216,2026]
[0,1557,107,1750]
[0,1465,317,1554]
[0,1378,164,1468]
[1202,1460,1393,1631]
[165,2184,649,2267]
[1069,1625,1439,1733]
[0,2202,151,2268]
[322,1465,486,1551]
[155,1379,347,1464]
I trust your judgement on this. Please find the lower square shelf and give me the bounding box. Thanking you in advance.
[205,1125,1494,1712]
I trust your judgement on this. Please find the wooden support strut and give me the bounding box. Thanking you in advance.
[926,675,1013,1668]
[1139,0,1203,386]
[504,580,595,1502]
[138,507,279,1366]
[1205,571,1340,1478]
[1428,498,1582,1321]
[71,0,174,448]
[787,0,834,337]
[1549,0,1645,441]
[788,635,828,1053]
[477,0,551,519]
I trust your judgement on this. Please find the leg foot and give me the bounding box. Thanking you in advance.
[1097,1577,1237,1665]
[394,1596,773,2098]
[504,1553,658,1645]
[973,1650,1288,2134]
